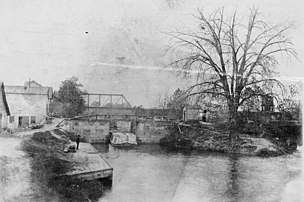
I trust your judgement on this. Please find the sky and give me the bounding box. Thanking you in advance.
[0,0,303,107]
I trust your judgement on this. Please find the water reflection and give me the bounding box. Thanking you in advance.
[93,144,302,202]
[226,155,240,201]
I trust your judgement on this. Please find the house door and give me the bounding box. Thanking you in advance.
[18,116,29,127]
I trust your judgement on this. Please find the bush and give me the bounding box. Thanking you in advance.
[49,176,104,201]
[22,131,104,201]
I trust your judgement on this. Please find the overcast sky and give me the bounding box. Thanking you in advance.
[0,0,303,107]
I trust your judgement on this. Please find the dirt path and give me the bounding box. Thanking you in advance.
[13,118,64,138]
[0,136,33,202]
[0,118,64,202]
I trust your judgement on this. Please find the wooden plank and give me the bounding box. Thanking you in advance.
[66,142,112,180]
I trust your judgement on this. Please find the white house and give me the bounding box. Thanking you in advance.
[5,80,53,129]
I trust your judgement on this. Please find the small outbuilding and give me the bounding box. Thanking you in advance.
[183,105,202,121]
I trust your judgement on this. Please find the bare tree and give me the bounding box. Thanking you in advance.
[169,8,296,123]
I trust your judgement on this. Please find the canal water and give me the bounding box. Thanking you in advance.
[93,144,303,202]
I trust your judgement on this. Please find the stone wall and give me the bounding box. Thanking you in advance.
[135,120,172,143]
[116,120,132,132]
[62,118,172,144]
[63,120,110,143]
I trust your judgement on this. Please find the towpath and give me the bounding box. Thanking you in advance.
[0,118,63,202]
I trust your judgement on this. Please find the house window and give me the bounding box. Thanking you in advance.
[30,116,36,124]
[9,116,14,123]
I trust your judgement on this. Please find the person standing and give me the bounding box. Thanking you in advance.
[76,135,80,150]
[202,110,207,122]
[206,110,210,122]
[199,109,203,121]
[182,106,187,122]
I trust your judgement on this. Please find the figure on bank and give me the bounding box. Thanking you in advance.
[202,109,209,122]
[182,106,187,122]
[76,135,80,150]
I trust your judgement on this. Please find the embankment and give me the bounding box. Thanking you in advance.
[22,130,104,202]
[160,121,288,157]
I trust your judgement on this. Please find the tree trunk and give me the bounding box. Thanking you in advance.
[227,100,238,123]
[227,100,240,151]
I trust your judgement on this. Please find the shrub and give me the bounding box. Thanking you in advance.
[22,131,103,201]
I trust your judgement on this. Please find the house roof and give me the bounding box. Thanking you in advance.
[0,82,10,115]
[5,85,50,95]
[24,80,53,93]
[24,80,42,87]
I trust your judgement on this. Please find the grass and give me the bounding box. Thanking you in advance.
[22,131,104,202]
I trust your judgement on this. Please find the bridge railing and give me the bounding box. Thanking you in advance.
[82,93,132,108]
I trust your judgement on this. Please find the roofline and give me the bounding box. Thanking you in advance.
[1,83,10,115]
[5,92,49,96]
[5,85,51,88]
[27,80,42,87]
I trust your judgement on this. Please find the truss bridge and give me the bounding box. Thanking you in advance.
[83,93,132,109]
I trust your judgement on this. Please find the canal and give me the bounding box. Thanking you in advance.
[93,144,303,202]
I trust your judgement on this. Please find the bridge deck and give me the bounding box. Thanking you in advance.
[66,142,113,180]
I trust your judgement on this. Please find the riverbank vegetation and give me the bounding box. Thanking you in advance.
[160,118,300,157]
[55,76,86,118]
[159,7,301,157]
[22,130,104,202]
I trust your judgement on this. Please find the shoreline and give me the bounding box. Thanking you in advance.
[159,122,295,157]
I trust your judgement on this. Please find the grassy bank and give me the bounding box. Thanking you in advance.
[160,121,288,157]
[22,131,104,202]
